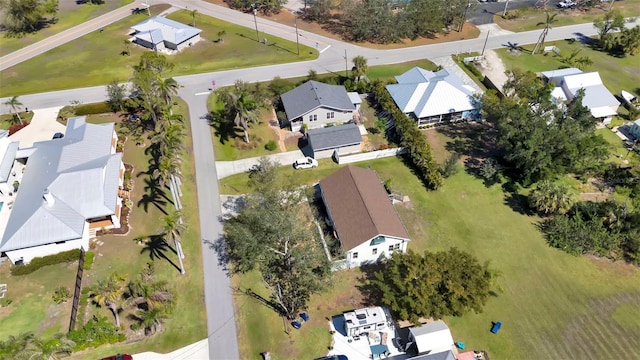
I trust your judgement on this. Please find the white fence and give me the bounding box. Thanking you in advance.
[337,147,406,164]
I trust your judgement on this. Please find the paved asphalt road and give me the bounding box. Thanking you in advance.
[1,2,638,359]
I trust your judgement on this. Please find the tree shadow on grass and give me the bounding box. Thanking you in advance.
[208,111,238,145]
[502,180,534,216]
[354,263,385,308]
[233,286,286,317]
[137,177,169,215]
[140,234,181,273]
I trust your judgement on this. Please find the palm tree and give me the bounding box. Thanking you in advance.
[3,96,23,125]
[122,39,132,56]
[124,278,174,311]
[17,334,75,360]
[161,210,186,275]
[528,180,574,215]
[219,81,260,143]
[89,272,128,327]
[532,13,558,55]
[352,55,368,82]
[157,77,180,108]
[619,25,640,56]
[152,153,182,188]
[190,9,198,27]
[130,305,169,335]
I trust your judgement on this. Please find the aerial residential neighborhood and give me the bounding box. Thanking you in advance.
[1,0,640,359]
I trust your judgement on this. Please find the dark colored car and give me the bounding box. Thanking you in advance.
[100,354,133,360]
[317,356,348,360]
[52,132,64,139]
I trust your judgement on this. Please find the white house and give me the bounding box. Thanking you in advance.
[0,117,125,264]
[281,81,361,132]
[0,130,19,197]
[130,16,202,52]
[407,321,455,355]
[343,307,388,337]
[540,68,620,120]
[386,67,479,127]
[319,166,410,268]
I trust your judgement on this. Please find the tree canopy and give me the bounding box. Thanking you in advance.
[368,248,499,324]
[223,158,331,319]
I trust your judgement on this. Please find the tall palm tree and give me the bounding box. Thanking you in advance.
[3,96,23,125]
[352,55,368,82]
[89,272,128,327]
[219,82,260,143]
[532,13,558,55]
[156,77,180,108]
[130,305,169,335]
[161,210,186,275]
[190,9,198,27]
[125,279,174,311]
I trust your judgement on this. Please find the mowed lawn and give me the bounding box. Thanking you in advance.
[0,8,318,97]
[220,130,640,359]
[0,0,132,54]
[495,0,640,32]
[496,40,640,98]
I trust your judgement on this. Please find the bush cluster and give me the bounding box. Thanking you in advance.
[68,316,125,351]
[83,251,95,270]
[10,249,81,275]
[52,286,71,304]
[0,298,13,307]
[74,102,111,116]
[264,140,278,151]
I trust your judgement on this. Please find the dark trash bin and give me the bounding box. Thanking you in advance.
[292,321,302,329]
[301,312,309,322]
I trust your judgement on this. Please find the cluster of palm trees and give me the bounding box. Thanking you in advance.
[0,333,74,360]
[89,263,175,336]
[216,80,263,143]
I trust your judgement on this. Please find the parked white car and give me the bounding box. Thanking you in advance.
[293,157,318,169]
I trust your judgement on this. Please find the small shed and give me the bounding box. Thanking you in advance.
[343,307,387,337]
[347,92,363,111]
[407,321,454,355]
[307,124,362,158]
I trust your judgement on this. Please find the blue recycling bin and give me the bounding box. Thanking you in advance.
[300,312,309,322]
[456,342,465,349]
[491,321,502,334]
[292,321,302,329]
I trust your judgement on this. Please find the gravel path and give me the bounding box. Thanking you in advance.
[476,49,509,92]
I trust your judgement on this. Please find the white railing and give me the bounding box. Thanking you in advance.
[337,147,406,164]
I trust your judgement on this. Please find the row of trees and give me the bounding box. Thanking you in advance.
[594,10,640,56]
[481,69,609,185]
[368,249,500,324]
[0,0,59,35]
[224,158,331,319]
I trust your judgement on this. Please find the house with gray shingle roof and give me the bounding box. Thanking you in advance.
[281,81,361,132]
[386,67,478,127]
[0,117,124,264]
[320,166,410,269]
[307,123,363,158]
[130,16,201,52]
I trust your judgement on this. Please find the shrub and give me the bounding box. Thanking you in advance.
[0,298,13,307]
[439,152,461,178]
[10,249,82,276]
[83,251,95,270]
[8,123,28,135]
[265,140,278,151]
[79,288,90,306]
[74,102,110,116]
[68,316,125,351]
[52,286,71,304]
[464,62,484,80]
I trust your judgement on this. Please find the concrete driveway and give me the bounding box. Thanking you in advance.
[8,107,65,148]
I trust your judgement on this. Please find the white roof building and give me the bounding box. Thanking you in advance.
[0,117,124,264]
[407,321,455,355]
[130,16,202,52]
[540,68,620,119]
[343,307,388,336]
[386,67,479,126]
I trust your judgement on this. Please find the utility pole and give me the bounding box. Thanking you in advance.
[460,3,471,32]
[344,49,348,78]
[503,0,510,17]
[481,29,489,56]
[295,15,300,55]
[252,6,260,42]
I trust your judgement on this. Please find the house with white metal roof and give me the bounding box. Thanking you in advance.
[130,16,201,52]
[280,81,361,132]
[0,130,19,197]
[386,67,479,127]
[540,68,620,120]
[0,117,124,264]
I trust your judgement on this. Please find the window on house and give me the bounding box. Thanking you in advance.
[372,248,378,255]
[309,115,313,121]
[388,245,394,252]
[389,243,401,252]
[352,252,358,259]
[313,114,317,121]
[330,112,335,118]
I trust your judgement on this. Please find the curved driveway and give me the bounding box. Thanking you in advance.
[2,3,639,359]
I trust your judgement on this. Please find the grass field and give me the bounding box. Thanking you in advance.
[221,128,640,359]
[495,0,640,32]
[0,0,132,54]
[496,40,640,99]
[0,8,318,97]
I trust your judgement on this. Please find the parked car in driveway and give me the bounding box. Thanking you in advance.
[293,156,318,169]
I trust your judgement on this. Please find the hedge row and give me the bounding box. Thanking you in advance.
[370,80,444,190]
[10,249,82,275]
[83,251,95,270]
[74,102,111,116]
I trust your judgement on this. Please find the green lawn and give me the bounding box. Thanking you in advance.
[496,40,640,99]
[0,8,318,97]
[596,127,640,167]
[0,111,34,129]
[0,0,132,54]
[221,130,640,359]
[495,0,640,32]
[366,59,437,80]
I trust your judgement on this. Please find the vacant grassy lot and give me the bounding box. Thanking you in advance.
[495,0,640,32]
[0,8,317,97]
[496,40,640,99]
[0,0,132,54]
[221,130,640,359]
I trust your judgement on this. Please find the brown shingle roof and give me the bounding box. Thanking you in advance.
[319,166,410,251]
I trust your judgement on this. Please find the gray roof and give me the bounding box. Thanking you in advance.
[281,81,355,121]
[540,67,582,81]
[308,124,362,152]
[0,141,18,183]
[409,321,450,337]
[409,350,456,360]
[131,16,201,46]
[0,117,122,252]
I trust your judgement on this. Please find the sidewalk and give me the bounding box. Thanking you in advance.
[133,339,209,360]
